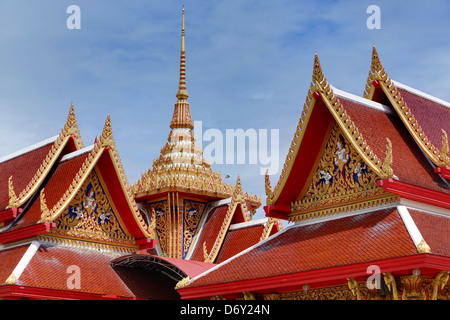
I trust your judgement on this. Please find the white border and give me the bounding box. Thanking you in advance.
[396,205,426,248]
[8,240,40,282]
[331,86,395,115]
[393,80,450,109]
[228,218,267,230]
[60,145,94,163]
[0,136,57,164]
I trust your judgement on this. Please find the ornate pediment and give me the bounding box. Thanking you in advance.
[50,170,134,245]
[147,196,207,259]
[291,124,396,221]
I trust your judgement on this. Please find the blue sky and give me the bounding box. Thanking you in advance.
[1,1,449,219]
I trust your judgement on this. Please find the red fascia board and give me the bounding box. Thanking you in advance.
[0,222,55,244]
[275,99,334,205]
[178,254,450,299]
[264,204,291,220]
[0,285,140,300]
[0,208,22,224]
[377,178,450,210]
[135,238,157,250]
[435,166,450,180]
[96,150,146,239]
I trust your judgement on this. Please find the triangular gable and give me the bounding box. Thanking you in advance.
[265,53,395,219]
[4,104,84,211]
[37,114,155,248]
[364,46,450,169]
[289,123,395,222]
[202,176,252,263]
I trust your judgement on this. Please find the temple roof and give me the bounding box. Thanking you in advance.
[0,241,136,299]
[0,105,83,214]
[178,206,450,298]
[364,46,450,168]
[264,50,450,221]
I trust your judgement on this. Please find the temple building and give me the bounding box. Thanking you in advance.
[0,9,278,300]
[1,9,449,301]
[176,47,450,300]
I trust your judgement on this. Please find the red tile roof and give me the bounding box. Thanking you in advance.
[396,87,450,150]
[189,205,229,261]
[215,223,264,263]
[0,244,29,284]
[157,256,216,278]
[408,209,450,257]
[9,153,89,230]
[340,97,449,193]
[17,243,134,297]
[187,207,417,288]
[0,143,53,210]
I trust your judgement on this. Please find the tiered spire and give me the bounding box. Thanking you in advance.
[133,8,261,209]
[171,7,193,129]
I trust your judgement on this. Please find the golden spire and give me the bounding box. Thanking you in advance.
[171,7,193,130]
[176,7,189,101]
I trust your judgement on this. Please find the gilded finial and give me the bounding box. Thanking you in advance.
[371,45,382,73]
[380,138,394,179]
[265,169,274,205]
[8,176,18,208]
[99,113,114,148]
[176,7,189,100]
[40,188,51,222]
[312,52,327,91]
[181,7,185,54]
[440,129,449,165]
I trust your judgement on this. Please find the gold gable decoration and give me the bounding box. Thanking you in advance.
[40,114,155,241]
[50,171,134,245]
[9,104,84,209]
[291,124,395,222]
[266,53,395,207]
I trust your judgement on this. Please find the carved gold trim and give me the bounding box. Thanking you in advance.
[9,104,84,209]
[264,273,450,300]
[8,176,18,209]
[288,122,398,222]
[37,235,136,253]
[364,46,450,166]
[383,272,399,300]
[313,60,394,180]
[347,278,362,300]
[40,114,154,240]
[431,271,449,300]
[259,217,282,241]
[267,53,394,207]
[417,238,431,253]
[204,176,250,263]
[175,276,191,290]
[290,195,399,223]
